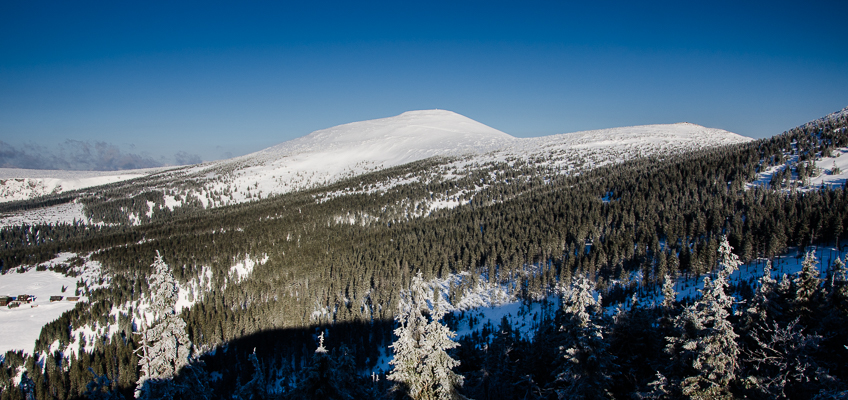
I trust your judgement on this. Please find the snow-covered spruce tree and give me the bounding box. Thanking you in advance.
[661,274,677,311]
[550,275,616,400]
[388,271,465,400]
[740,261,790,346]
[665,237,740,399]
[135,252,193,400]
[827,255,848,317]
[743,262,777,328]
[791,251,823,323]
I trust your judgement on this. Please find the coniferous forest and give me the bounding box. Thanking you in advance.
[1,109,848,399]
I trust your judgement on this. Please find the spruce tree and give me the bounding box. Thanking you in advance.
[289,333,363,400]
[388,271,465,400]
[665,237,740,399]
[134,252,193,400]
[742,262,780,334]
[232,350,267,400]
[792,251,823,323]
[828,255,848,316]
[661,274,676,310]
[550,275,616,399]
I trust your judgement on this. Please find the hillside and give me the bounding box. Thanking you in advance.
[0,110,749,228]
[3,107,848,399]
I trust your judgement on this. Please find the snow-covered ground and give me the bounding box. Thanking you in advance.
[369,243,848,374]
[0,110,753,227]
[0,253,104,355]
[453,244,848,349]
[0,249,271,360]
[0,167,168,203]
[199,111,749,205]
[808,149,848,188]
[749,145,848,191]
[0,201,90,228]
[673,245,844,303]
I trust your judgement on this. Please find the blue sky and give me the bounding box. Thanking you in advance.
[2,1,847,169]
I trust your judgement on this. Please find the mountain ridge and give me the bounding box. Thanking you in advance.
[0,110,751,210]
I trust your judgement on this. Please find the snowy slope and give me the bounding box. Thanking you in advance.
[0,253,104,355]
[0,110,752,225]
[749,148,848,191]
[181,110,517,203]
[0,201,88,228]
[169,111,751,208]
[524,122,748,153]
[0,167,167,203]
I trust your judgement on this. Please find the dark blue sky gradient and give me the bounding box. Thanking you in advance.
[2,1,847,165]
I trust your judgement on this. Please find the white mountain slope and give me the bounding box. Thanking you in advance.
[178,110,750,206]
[0,168,160,203]
[181,110,518,204]
[0,110,751,225]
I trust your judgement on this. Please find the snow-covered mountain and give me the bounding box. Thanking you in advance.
[186,110,749,202]
[0,110,751,226]
[0,168,158,203]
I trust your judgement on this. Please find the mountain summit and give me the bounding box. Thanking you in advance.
[253,109,515,162]
[0,110,751,207]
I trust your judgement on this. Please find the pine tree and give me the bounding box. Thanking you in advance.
[388,271,465,400]
[550,275,616,399]
[792,251,823,323]
[661,274,676,310]
[134,252,193,400]
[665,237,740,399]
[828,255,848,316]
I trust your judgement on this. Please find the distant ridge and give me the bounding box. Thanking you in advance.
[0,110,752,206]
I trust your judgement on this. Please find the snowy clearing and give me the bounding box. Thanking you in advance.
[0,201,89,228]
[0,168,168,203]
[0,253,105,355]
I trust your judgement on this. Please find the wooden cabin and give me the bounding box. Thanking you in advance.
[16,294,34,304]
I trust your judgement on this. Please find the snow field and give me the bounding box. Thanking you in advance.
[808,148,848,188]
[0,249,243,359]
[228,254,267,284]
[0,111,752,228]
[0,201,89,228]
[0,253,104,355]
[672,245,846,304]
[0,168,161,203]
[749,144,848,192]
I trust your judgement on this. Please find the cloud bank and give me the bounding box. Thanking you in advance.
[0,140,202,171]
